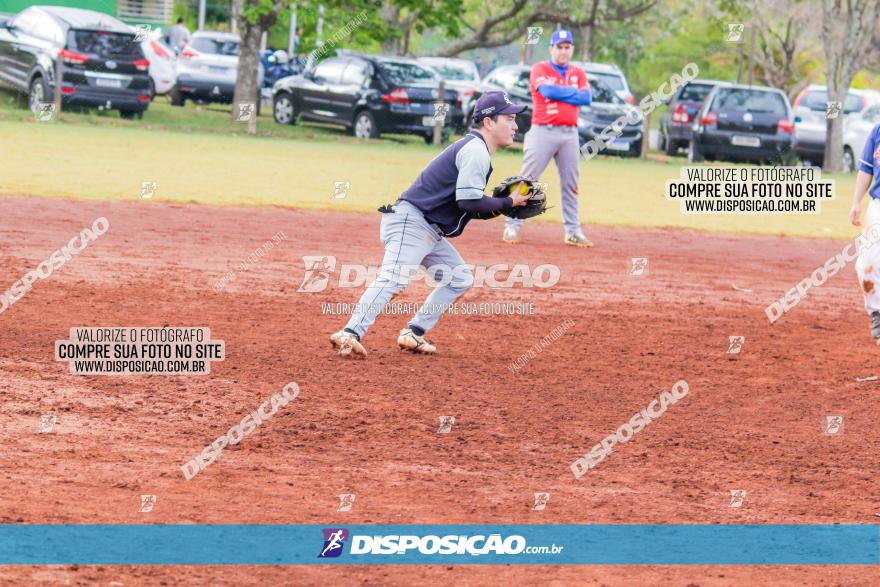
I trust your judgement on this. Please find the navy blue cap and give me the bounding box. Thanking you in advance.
[550,29,574,46]
[472,91,526,123]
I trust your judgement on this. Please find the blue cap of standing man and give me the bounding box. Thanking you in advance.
[550,29,574,46]
[472,90,526,124]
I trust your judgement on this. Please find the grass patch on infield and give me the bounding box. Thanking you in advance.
[0,92,859,239]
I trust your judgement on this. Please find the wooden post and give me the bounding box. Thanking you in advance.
[641,110,651,158]
[433,78,445,146]
[248,106,257,135]
[747,24,755,87]
[53,54,63,118]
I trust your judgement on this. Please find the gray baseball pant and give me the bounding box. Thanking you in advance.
[506,124,582,234]
[344,200,473,339]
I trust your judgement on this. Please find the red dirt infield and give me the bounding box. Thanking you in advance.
[0,195,878,585]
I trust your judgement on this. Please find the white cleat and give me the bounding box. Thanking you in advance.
[330,330,367,359]
[397,328,436,354]
[503,225,520,244]
[564,230,594,248]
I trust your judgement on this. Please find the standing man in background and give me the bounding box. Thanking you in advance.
[165,17,191,53]
[503,29,593,247]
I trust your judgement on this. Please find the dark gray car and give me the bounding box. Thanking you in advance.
[689,84,794,164]
[0,6,151,118]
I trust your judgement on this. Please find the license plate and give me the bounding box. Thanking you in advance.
[422,116,440,126]
[605,140,629,151]
[95,78,121,88]
[731,135,760,147]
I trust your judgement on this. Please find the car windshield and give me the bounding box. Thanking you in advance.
[802,90,863,113]
[69,30,141,57]
[678,83,714,102]
[191,37,240,56]
[588,71,624,91]
[424,61,476,81]
[712,89,787,114]
[589,77,624,104]
[380,61,437,85]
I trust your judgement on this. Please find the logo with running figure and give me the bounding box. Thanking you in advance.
[318,528,349,558]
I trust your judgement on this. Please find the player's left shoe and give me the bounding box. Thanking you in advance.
[398,328,436,354]
[871,311,880,344]
[330,329,367,358]
[564,230,594,248]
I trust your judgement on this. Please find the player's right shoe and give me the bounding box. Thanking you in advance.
[398,328,436,354]
[502,225,520,244]
[871,312,880,344]
[564,230,594,248]
[330,329,367,358]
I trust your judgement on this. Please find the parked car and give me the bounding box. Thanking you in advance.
[171,31,262,107]
[689,84,794,164]
[577,75,645,157]
[418,56,480,130]
[572,61,634,104]
[0,6,151,118]
[468,64,533,139]
[842,103,880,172]
[659,79,723,155]
[138,31,176,98]
[271,53,461,143]
[793,85,880,166]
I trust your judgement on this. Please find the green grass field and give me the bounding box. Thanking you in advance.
[0,90,859,239]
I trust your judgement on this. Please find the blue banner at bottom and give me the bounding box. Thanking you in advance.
[0,525,877,565]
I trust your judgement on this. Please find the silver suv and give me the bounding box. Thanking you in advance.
[170,31,262,107]
[572,61,634,104]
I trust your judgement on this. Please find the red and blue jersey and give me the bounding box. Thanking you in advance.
[530,60,588,127]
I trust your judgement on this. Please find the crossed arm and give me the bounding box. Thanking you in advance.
[537,84,592,106]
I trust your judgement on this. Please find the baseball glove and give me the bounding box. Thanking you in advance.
[491,176,548,220]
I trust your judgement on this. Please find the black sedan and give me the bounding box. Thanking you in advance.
[689,84,795,164]
[271,53,461,143]
[0,6,151,118]
[577,75,645,157]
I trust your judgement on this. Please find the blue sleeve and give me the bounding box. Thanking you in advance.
[562,88,592,106]
[859,127,878,175]
[537,85,591,105]
[537,84,577,100]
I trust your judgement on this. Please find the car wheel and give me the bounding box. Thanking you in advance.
[119,110,142,120]
[273,92,296,125]
[169,85,185,107]
[353,110,379,139]
[148,79,156,101]
[28,76,49,112]
[664,136,679,156]
[628,140,643,158]
[843,146,855,173]
[687,139,704,163]
[658,131,666,151]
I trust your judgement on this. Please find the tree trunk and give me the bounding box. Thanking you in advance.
[380,2,402,55]
[825,85,846,172]
[579,24,591,61]
[821,0,880,173]
[232,16,263,127]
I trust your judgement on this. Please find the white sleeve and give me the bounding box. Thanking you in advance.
[454,139,491,201]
